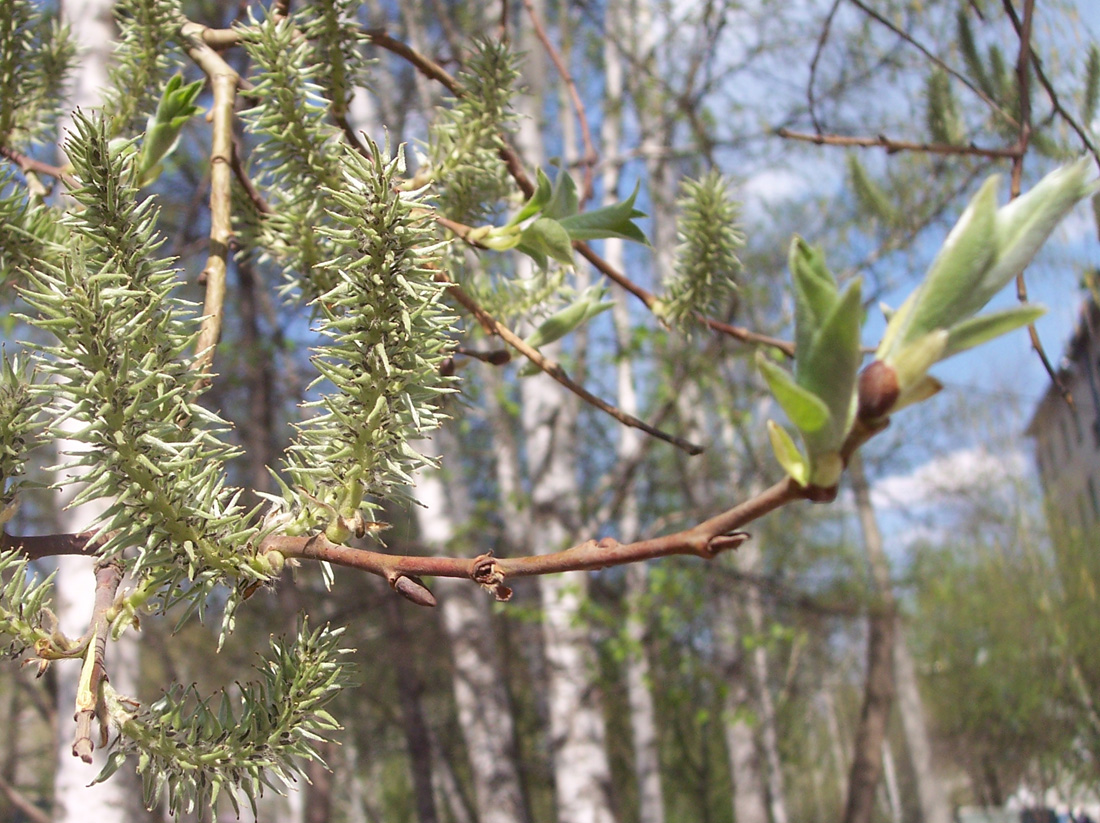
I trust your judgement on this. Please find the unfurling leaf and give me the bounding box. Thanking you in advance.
[766,420,809,487]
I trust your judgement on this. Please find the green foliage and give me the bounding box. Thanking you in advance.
[279,140,455,538]
[19,113,265,618]
[297,0,371,119]
[0,549,55,658]
[0,0,75,147]
[871,160,1095,418]
[660,171,743,331]
[846,154,898,228]
[758,239,861,489]
[137,73,204,186]
[924,67,963,145]
[0,354,40,507]
[429,40,519,224]
[0,178,65,288]
[102,0,186,135]
[98,621,352,816]
[241,7,345,296]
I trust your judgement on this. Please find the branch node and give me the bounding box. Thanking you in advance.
[472,553,513,602]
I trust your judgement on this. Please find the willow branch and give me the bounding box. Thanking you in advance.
[72,562,122,764]
[775,128,1021,159]
[999,0,1071,404]
[181,21,240,387]
[1,531,98,559]
[264,476,804,604]
[0,144,77,189]
[437,272,704,454]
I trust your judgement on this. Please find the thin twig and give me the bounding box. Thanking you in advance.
[181,21,240,387]
[231,137,271,215]
[846,0,1020,129]
[808,0,843,133]
[1000,0,1072,405]
[439,272,704,454]
[522,0,598,201]
[0,773,50,823]
[0,144,78,189]
[775,128,1021,160]
[72,562,122,764]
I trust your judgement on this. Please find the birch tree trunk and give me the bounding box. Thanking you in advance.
[737,539,789,823]
[54,2,141,821]
[603,0,665,817]
[414,431,530,823]
[894,625,952,823]
[714,589,769,823]
[512,5,616,819]
[843,455,897,823]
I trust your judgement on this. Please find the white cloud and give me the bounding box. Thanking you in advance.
[869,446,1027,510]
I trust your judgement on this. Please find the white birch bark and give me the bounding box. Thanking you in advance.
[736,539,789,823]
[54,2,141,821]
[511,5,616,818]
[881,740,903,823]
[415,431,529,823]
[894,624,952,823]
[714,590,769,823]
[603,1,665,810]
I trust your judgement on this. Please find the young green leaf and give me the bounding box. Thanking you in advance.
[756,353,831,434]
[517,217,575,269]
[558,183,648,244]
[766,420,810,487]
[942,304,1045,358]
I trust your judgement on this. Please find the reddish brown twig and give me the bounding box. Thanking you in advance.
[263,476,803,604]
[438,272,704,454]
[522,0,598,201]
[0,144,78,189]
[775,128,1021,160]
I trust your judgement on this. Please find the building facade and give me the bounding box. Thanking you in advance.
[1026,296,1100,539]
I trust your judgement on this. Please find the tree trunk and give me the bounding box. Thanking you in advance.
[714,590,769,823]
[603,1,665,812]
[385,598,439,823]
[513,4,617,821]
[737,539,789,823]
[894,622,952,823]
[414,431,530,823]
[843,455,897,823]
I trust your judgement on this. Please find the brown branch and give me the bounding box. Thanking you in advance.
[231,137,271,215]
[0,772,50,823]
[522,0,598,201]
[264,476,804,604]
[1,531,98,559]
[0,144,77,189]
[72,561,122,764]
[365,28,462,95]
[181,21,240,388]
[438,272,704,454]
[775,128,1021,160]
